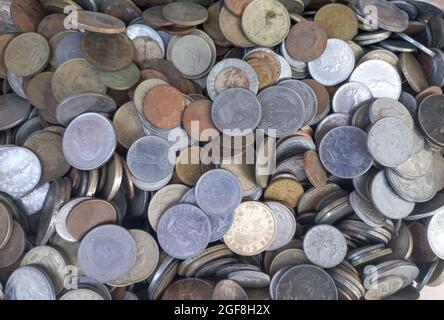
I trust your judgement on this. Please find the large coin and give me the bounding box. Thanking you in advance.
[285,21,327,62]
[5,266,55,300]
[427,210,444,259]
[314,4,358,41]
[162,2,208,26]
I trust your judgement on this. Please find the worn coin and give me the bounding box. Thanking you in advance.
[219,7,254,48]
[212,279,248,300]
[0,94,31,131]
[5,266,55,300]
[162,2,208,27]
[285,21,327,62]
[418,95,444,147]
[113,102,145,149]
[265,201,296,251]
[314,4,358,41]
[264,178,304,208]
[386,169,437,203]
[427,211,444,259]
[68,11,126,34]
[162,278,214,300]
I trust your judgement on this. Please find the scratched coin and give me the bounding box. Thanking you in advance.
[63,113,117,170]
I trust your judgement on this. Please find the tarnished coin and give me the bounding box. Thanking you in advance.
[157,204,212,260]
[68,11,126,34]
[400,52,429,93]
[162,278,214,300]
[212,279,248,300]
[0,221,26,269]
[133,78,168,113]
[182,99,219,142]
[5,266,55,300]
[308,39,355,86]
[349,191,387,228]
[349,60,402,99]
[99,62,140,91]
[314,4,358,41]
[4,32,49,77]
[78,225,137,283]
[113,102,145,149]
[258,86,306,138]
[319,126,373,179]
[63,113,117,170]
[332,82,373,114]
[369,97,414,129]
[0,94,31,131]
[367,117,414,168]
[241,0,291,47]
[224,201,277,256]
[212,88,261,136]
[219,7,254,48]
[26,72,53,111]
[162,2,208,27]
[264,178,304,208]
[53,31,85,69]
[427,211,444,259]
[394,145,433,180]
[386,169,437,203]
[265,201,296,251]
[51,58,107,102]
[418,95,444,147]
[228,270,270,288]
[224,0,254,16]
[303,225,347,268]
[285,21,327,62]
[55,197,91,243]
[304,150,327,188]
[276,265,337,300]
[409,222,436,264]
[195,169,242,218]
[0,202,12,250]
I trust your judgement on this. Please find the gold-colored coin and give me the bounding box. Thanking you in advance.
[51,58,107,102]
[224,201,277,256]
[247,59,274,90]
[113,101,145,149]
[175,146,205,186]
[264,178,304,208]
[314,3,359,41]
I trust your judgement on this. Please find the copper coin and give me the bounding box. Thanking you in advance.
[409,222,437,264]
[67,199,118,240]
[139,59,181,89]
[7,0,46,33]
[182,99,219,142]
[113,102,145,149]
[143,84,186,129]
[314,3,358,41]
[0,221,26,269]
[416,86,443,104]
[140,69,170,83]
[304,150,328,188]
[286,21,327,62]
[247,59,274,90]
[37,14,66,40]
[25,71,53,110]
[245,50,281,84]
[303,79,330,124]
[68,11,126,34]
[142,5,174,27]
[224,0,255,16]
[82,32,134,71]
[162,278,214,300]
[0,34,15,79]
[162,24,197,36]
[101,0,142,25]
[132,36,163,68]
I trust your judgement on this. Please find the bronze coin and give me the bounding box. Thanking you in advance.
[0,221,26,269]
[303,79,330,122]
[162,278,214,300]
[82,32,134,72]
[9,0,46,33]
[25,71,53,110]
[304,150,328,188]
[67,199,118,240]
[142,5,174,27]
[245,50,281,83]
[175,146,205,186]
[416,86,443,104]
[162,24,197,36]
[409,222,437,264]
[37,13,66,40]
[139,59,181,89]
[247,58,274,90]
[182,99,219,142]
[39,109,59,126]
[224,0,255,16]
[140,69,170,83]
[101,0,142,25]
[69,11,126,34]
[0,34,15,79]
[132,36,163,68]
[286,20,327,62]
[314,3,358,41]
[143,84,186,129]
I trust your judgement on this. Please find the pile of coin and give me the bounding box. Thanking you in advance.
[0,0,444,301]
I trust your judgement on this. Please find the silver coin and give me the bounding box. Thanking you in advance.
[270,266,291,300]
[399,92,418,117]
[212,88,261,136]
[308,39,355,86]
[7,72,28,99]
[78,225,137,283]
[207,58,259,101]
[350,60,401,99]
[228,270,270,289]
[430,49,444,88]
[352,167,378,202]
[369,97,414,129]
[349,191,387,228]
[276,265,338,300]
[277,54,293,80]
[405,192,444,221]
[393,145,434,179]
[126,24,165,57]
[367,117,414,168]
[315,113,351,142]
[396,32,436,57]
[131,170,174,192]
[332,82,373,114]
[17,182,50,216]
[209,212,234,243]
[364,261,419,290]
[5,266,55,300]
[0,146,41,199]
[55,93,117,126]
[180,187,198,205]
[276,136,316,165]
[14,117,44,146]
[0,94,31,131]
[157,204,212,260]
[274,155,308,182]
[60,288,104,300]
[370,171,415,219]
[303,225,347,268]
[354,30,392,43]
[386,168,438,203]
[427,210,444,259]
[418,94,444,147]
[212,279,248,300]
[351,103,371,130]
[265,201,297,251]
[55,197,91,242]
[54,31,85,69]
[63,113,116,170]
[195,169,242,218]
[278,79,318,127]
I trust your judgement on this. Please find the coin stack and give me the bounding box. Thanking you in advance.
[0,0,444,301]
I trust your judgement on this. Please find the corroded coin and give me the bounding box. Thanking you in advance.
[224,201,277,256]
[0,221,25,269]
[285,21,327,62]
[162,2,208,27]
[400,52,429,93]
[26,72,53,111]
[99,62,140,91]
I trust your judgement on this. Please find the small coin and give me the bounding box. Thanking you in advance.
[5,266,55,300]
[142,5,174,27]
[162,278,214,300]
[63,113,117,171]
[212,279,248,300]
[162,2,208,27]
[157,204,211,260]
[314,4,358,41]
[68,11,126,34]
[285,21,327,62]
[133,78,169,113]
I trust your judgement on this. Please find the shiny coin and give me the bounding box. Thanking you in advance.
[265,201,296,251]
[5,266,55,300]
[394,145,433,180]
[17,182,50,216]
[427,211,444,259]
[332,82,373,114]
[285,21,327,62]
[55,197,91,242]
[63,113,116,170]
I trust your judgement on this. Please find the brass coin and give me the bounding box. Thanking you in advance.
[82,32,134,72]
[162,2,208,27]
[113,101,145,149]
[37,13,66,40]
[132,36,163,68]
[182,99,219,142]
[0,34,15,79]
[51,58,107,102]
[100,153,123,201]
[264,178,304,208]
[25,71,53,110]
[143,84,186,129]
[142,5,174,27]
[176,146,205,186]
[241,0,291,47]
[224,0,255,16]
[314,3,358,41]
[224,201,277,256]
[219,7,254,48]
[68,11,126,34]
[400,52,429,93]
[4,32,50,77]
[99,62,140,91]
[23,130,71,182]
[304,150,328,188]
[285,21,328,62]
